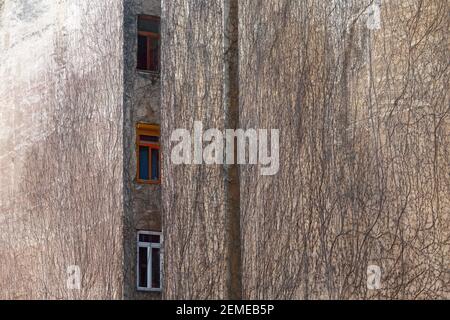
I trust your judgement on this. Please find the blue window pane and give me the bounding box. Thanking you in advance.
[139,146,149,180]
[151,148,160,181]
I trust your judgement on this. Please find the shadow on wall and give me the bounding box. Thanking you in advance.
[0,26,125,297]
[5,67,125,299]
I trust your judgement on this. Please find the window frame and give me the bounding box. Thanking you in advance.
[137,15,160,73]
[136,123,161,185]
[136,230,162,292]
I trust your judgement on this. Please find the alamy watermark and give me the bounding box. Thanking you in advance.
[170,121,280,176]
[367,265,382,290]
[366,1,382,31]
[67,265,81,290]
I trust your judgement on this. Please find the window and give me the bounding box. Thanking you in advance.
[137,231,162,291]
[136,123,160,184]
[137,15,160,72]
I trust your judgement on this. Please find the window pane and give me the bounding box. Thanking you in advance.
[140,135,159,142]
[151,148,160,181]
[139,233,160,243]
[137,35,148,70]
[151,247,161,289]
[148,37,160,72]
[139,146,149,180]
[138,17,160,33]
[138,247,148,288]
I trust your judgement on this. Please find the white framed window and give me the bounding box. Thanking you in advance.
[137,230,162,292]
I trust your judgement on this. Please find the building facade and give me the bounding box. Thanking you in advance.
[0,0,448,300]
[161,0,449,300]
[0,0,163,299]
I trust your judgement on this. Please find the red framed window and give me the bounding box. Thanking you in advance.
[137,124,160,184]
[137,15,160,72]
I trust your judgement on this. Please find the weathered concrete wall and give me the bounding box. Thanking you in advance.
[123,0,162,300]
[239,0,449,299]
[161,0,228,299]
[0,0,125,299]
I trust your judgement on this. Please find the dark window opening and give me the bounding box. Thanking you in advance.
[137,35,148,70]
[139,233,160,243]
[140,135,160,143]
[138,247,148,288]
[151,248,161,289]
[137,15,160,72]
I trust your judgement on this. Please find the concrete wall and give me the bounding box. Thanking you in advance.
[161,0,229,299]
[0,0,125,299]
[239,0,449,299]
[123,0,162,300]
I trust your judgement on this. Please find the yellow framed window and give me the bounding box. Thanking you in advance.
[136,123,160,184]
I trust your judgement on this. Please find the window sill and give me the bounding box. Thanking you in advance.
[137,287,162,293]
[136,70,160,84]
[136,179,161,185]
[136,69,160,76]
